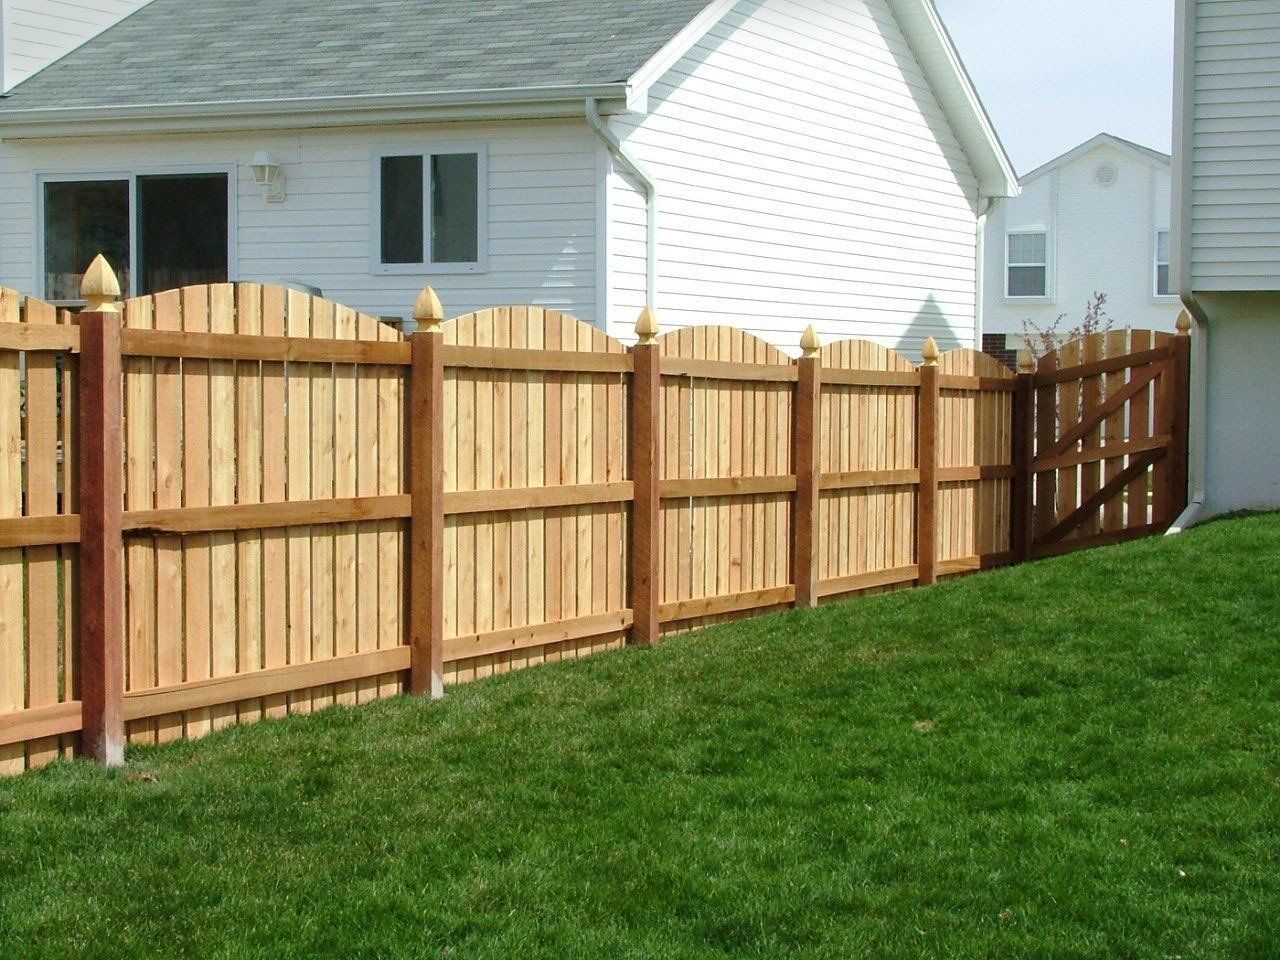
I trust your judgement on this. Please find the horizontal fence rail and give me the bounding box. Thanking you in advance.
[0,262,1193,774]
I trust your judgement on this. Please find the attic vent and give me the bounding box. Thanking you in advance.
[1094,162,1118,187]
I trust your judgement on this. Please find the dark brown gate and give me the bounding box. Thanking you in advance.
[1012,317,1192,561]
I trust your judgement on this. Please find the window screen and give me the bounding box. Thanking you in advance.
[43,180,130,302]
[381,155,424,265]
[137,174,228,295]
[1156,231,1172,296]
[431,153,479,264]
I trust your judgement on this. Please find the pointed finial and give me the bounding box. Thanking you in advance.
[80,254,120,313]
[413,285,444,333]
[800,325,821,359]
[922,336,940,366]
[1017,348,1036,375]
[635,307,659,346]
[1176,311,1192,336]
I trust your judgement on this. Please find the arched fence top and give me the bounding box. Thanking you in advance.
[121,282,402,344]
[818,337,918,373]
[1037,328,1178,373]
[939,348,1015,379]
[445,307,627,354]
[656,325,792,365]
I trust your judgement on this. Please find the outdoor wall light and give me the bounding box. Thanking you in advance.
[250,151,286,202]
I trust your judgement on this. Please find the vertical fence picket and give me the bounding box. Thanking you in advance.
[0,291,25,775]
[24,297,61,766]
[152,291,184,741]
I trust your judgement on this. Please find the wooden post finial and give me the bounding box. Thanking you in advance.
[1017,348,1036,375]
[922,336,940,366]
[800,325,821,359]
[80,255,121,314]
[1176,311,1192,336]
[413,285,445,333]
[636,307,659,346]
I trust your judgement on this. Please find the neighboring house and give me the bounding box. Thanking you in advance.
[0,0,153,91]
[981,133,1181,367]
[1173,0,1280,516]
[0,0,1016,354]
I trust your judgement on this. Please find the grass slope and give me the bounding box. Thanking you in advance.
[2,515,1278,959]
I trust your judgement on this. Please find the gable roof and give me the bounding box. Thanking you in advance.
[1020,133,1172,185]
[0,0,1017,196]
[0,0,711,111]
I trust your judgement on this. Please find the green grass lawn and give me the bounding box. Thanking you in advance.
[2,515,1278,959]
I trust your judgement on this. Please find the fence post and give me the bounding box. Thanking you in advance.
[916,337,940,586]
[1167,312,1193,521]
[408,286,446,699]
[78,255,125,765]
[629,308,661,646]
[1010,348,1037,564]
[792,326,822,607]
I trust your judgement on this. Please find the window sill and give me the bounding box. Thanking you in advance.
[374,262,487,277]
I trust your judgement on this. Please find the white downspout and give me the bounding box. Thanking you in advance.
[975,196,998,348]
[586,97,658,311]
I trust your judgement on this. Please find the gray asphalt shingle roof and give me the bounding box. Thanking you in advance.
[0,0,712,112]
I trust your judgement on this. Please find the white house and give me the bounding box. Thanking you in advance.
[0,0,152,92]
[0,0,1016,355]
[981,133,1182,366]
[1173,0,1280,516]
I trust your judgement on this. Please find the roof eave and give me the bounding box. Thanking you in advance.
[0,83,636,139]
[892,0,1019,199]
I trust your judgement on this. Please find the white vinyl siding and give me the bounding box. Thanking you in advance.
[983,142,1181,336]
[0,120,600,325]
[1187,0,1280,291]
[607,0,981,354]
[1,0,154,91]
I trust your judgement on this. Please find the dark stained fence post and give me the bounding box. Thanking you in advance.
[916,337,940,586]
[409,287,446,698]
[629,308,662,646]
[78,255,126,765]
[1167,312,1193,523]
[792,326,822,608]
[1010,348,1037,564]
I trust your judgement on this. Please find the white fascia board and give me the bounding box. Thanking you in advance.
[893,0,1019,198]
[0,83,633,139]
[627,0,740,100]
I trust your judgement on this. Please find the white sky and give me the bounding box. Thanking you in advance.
[932,0,1176,176]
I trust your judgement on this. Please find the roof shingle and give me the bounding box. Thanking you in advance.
[0,0,711,111]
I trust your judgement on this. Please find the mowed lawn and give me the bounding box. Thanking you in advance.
[2,516,1278,959]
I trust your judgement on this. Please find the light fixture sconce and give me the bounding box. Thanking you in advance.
[250,150,286,202]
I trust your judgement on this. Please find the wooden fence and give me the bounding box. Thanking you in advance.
[0,260,1192,774]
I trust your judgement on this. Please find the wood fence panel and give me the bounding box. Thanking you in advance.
[0,271,1194,775]
[442,309,629,679]
[0,289,81,773]
[114,285,408,744]
[656,327,794,632]
[1031,328,1181,555]
[936,350,1015,572]
[815,339,919,599]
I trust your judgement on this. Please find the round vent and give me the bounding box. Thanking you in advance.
[1094,162,1118,187]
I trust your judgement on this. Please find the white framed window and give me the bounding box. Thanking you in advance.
[37,167,234,304]
[1006,231,1049,298]
[373,144,487,274]
[1154,230,1173,297]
